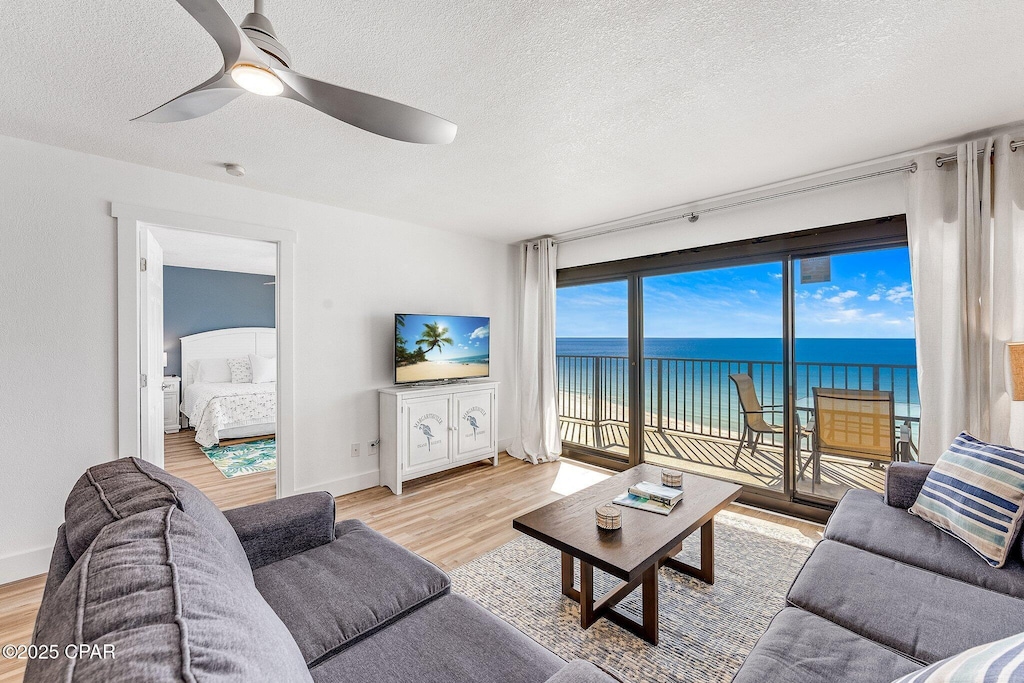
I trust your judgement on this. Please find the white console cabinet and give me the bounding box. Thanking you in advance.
[379,381,498,494]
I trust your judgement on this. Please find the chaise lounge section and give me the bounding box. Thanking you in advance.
[25,457,619,683]
[733,461,1024,682]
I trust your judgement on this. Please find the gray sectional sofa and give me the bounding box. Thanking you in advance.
[733,461,1024,682]
[26,457,618,683]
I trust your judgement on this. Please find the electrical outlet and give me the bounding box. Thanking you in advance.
[368,439,379,457]
[350,442,360,458]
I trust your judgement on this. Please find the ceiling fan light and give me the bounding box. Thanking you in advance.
[230,64,283,96]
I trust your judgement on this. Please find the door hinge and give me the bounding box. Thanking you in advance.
[140,257,148,272]
[140,373,148,388]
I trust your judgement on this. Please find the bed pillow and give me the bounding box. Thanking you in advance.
[196,358,231,383]
[891,630,1024,682]
[228,356,253,383]
[909,432,1024,567]
[249,354,277,383]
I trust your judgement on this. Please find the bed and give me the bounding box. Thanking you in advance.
[180,327,277,447]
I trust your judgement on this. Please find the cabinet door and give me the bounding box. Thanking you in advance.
[403,395,451,472]
[453,390,494,460]
[162,391,178,432]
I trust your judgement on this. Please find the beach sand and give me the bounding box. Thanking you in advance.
[397,362,489,382]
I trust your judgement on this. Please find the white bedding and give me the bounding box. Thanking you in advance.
[182,381,277,447]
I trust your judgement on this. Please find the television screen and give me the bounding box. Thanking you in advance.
[395,314,490,384]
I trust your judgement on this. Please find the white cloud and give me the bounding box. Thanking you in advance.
[748,289,759,296]
[885,283,913,304]
[768,272,782,280]
[825,290,859,304]
[469,326,489,339]
[867,293,881,301]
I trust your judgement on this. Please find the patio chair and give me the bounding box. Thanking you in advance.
[729,373,785,465]
[802,387,898,484]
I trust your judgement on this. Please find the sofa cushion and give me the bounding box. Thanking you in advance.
[892,630,1024,683]
[825,489,1024,599]
[908,432,1024,567]
[254,519,451,667]
[309,594,565,683]
[64,457,252,582]
[64,458,177,558]
[787,540,1024,664]
[25,506,312,683]
[732,608,921,683]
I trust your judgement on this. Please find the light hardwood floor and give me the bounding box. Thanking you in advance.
[0,436,823,683]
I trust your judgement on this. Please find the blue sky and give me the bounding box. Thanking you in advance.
[556,246,915,339]
[399,314,489,359]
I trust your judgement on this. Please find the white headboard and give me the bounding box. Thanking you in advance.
[181,327,276,389]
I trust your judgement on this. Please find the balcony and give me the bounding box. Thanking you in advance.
[557,354,920,500]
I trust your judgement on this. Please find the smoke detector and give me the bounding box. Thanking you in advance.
[224,163,246,177]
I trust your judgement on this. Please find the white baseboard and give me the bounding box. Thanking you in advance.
[292,470,381,498]
[497,437,514,453]
[0,545,51,586]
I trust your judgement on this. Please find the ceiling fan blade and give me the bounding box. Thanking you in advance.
[132,71,243,122]
[173,0,266,68]
[274,68,457,144]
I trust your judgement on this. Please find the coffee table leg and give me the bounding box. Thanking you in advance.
[579,561,595,628]
[561,552,576,599]
[560,555,659,644]
[663,518,715,584]
[640,564,659,644]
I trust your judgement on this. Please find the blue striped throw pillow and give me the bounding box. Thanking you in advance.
[892,631,1024,682]
[909,432,1024,568]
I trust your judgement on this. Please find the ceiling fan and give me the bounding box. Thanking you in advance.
[133,0,457,144]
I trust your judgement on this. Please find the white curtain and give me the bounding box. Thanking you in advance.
[907,135,1024,458]
[508,238,562,464]
[991,136,1024,448]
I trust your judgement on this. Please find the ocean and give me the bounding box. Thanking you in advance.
[557,337,916,366]
[555,338,919,441]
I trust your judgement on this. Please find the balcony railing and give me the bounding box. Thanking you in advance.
[556,354,920,452]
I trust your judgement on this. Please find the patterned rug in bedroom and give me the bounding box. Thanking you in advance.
[200,439,276,478]
[449,510,817,683]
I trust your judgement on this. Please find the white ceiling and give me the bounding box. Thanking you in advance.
[150,226,277,275]
[6,1,1024,244]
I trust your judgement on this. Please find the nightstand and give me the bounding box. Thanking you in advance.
[162,376,181,434]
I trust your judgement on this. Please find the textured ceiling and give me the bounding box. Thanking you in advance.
[5,1,1024,243]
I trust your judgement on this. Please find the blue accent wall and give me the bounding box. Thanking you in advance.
[163,266,276,377]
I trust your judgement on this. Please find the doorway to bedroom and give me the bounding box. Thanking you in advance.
[148,226,279,505]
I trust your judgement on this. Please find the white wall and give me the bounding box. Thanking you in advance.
[0,135,518,584]
[557,165,908,268]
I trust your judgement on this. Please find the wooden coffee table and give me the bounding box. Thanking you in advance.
[512,463,741,645]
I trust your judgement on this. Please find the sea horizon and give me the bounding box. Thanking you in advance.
[557,337,917,366]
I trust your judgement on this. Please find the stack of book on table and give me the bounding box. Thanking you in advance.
[612,481,684,515]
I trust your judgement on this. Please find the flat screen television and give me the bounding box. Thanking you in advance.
[395,314,490,384]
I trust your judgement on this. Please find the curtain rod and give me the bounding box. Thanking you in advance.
[554,163,916,245]
[935,139,1023,167]
[554,138,1022,246]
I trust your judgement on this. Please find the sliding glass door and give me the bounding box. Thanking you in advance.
[642,263,784,492]
[556,279,632,466]
[792,247,918,504]
[555,218,918,515]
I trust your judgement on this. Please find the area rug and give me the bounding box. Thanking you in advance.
[200,439,276,478]
[449,510,817,683]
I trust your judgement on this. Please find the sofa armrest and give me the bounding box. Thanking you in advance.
[223,492,336,569]
[884,462,933,509]
[545,660,627,683]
